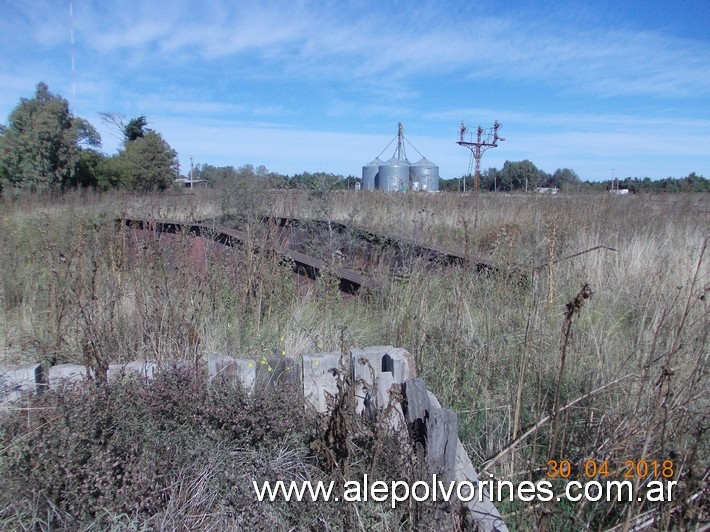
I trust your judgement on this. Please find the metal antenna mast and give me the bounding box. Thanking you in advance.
[395,122,407,161]
[69,0,76,102]
[457,120,504,193]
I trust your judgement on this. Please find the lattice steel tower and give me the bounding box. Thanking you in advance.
[457,120,504,192]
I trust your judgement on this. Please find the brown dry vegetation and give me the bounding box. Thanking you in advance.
[0,185,708,530]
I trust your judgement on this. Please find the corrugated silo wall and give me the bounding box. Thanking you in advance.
[410,159,439,192]
[378,158,410,191]
[361,159,380,190]
[426,165,439,191]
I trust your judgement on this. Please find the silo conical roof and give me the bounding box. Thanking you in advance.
[384,156,410,166]
[412,157,436,167]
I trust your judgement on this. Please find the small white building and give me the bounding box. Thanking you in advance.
[174,178,209,188]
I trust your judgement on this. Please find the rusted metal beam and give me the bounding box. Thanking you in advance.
[261,216,498,272]
[117,218,381,294]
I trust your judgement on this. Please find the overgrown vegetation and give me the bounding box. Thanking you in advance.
[1,368,452,529]
[1,186,708,530]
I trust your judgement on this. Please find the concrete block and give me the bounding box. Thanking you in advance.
[403,378,430,423]
[351,347,388,416]
[454,438,508,531]
[375,370,404,430]
[402,378,430,449]
[426,407,458,480]
[352,346,414,382]
[302,351,342,413]
[48,364,92,387]
[256,357,300,390]
[235,359,257,393]
[208,354,236,381]
[376,369,396,407]
[0,363,43,403]
[351,346,407,426]
[428,388,508,531]
[107,361,157,382]
[207,354,256,393]
[385,347,417,381]
[351,346,393,381]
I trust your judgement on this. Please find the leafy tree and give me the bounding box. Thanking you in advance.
[99,113,148,143]
[289,171,345,190]
[682,172,708,192]
[549,168,580,190]
[94,156,129,191]
[119,130,178,191]
[438,177,461,192]
[124,116,147,142]
[498,160,540,191]
[71,148,105,188]
[0,82,100,190]
[480,167,499,191]
[193,163,239,183]
[343,175,360,189]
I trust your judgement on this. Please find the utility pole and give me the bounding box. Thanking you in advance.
[190,157,194,190]
[457,120,504,193]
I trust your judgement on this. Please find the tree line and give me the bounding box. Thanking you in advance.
[439,160,708,193]
[1,83,706,195]
[191,164,359,190]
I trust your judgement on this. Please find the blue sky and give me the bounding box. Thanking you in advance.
[1,0,708,181]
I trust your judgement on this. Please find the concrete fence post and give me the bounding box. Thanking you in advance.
[48,364,93,388]
[0,363,43,403]
[302,351,342,413]
[207,354,256,393]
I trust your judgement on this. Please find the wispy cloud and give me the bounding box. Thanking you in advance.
[5,1,709,100]
[63,2,710,99]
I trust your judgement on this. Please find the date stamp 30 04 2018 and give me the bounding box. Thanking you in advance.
[546,459,675,480]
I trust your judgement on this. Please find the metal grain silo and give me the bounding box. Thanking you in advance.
[410,157,439,192]
[378,157,410,191]
[361,158,381,191]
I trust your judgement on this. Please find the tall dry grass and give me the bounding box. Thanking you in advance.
[0,185,707,529]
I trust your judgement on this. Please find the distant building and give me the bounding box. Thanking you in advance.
[175,178,209,188]
[536,187,559,194]
[609,189,630,195]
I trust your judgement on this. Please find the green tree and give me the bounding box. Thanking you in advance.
[0,82,100,190]
[289,171,345,190]
[124,116,147,142]
[549,168,580,190]
[119,130,179,191]
[480,167,499,191]
[343,175,360,189]
[96,154,131,191]
[498,160,540,191]
[99,113,147,143]
[71,148,105,188]
[438,177,458,192]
